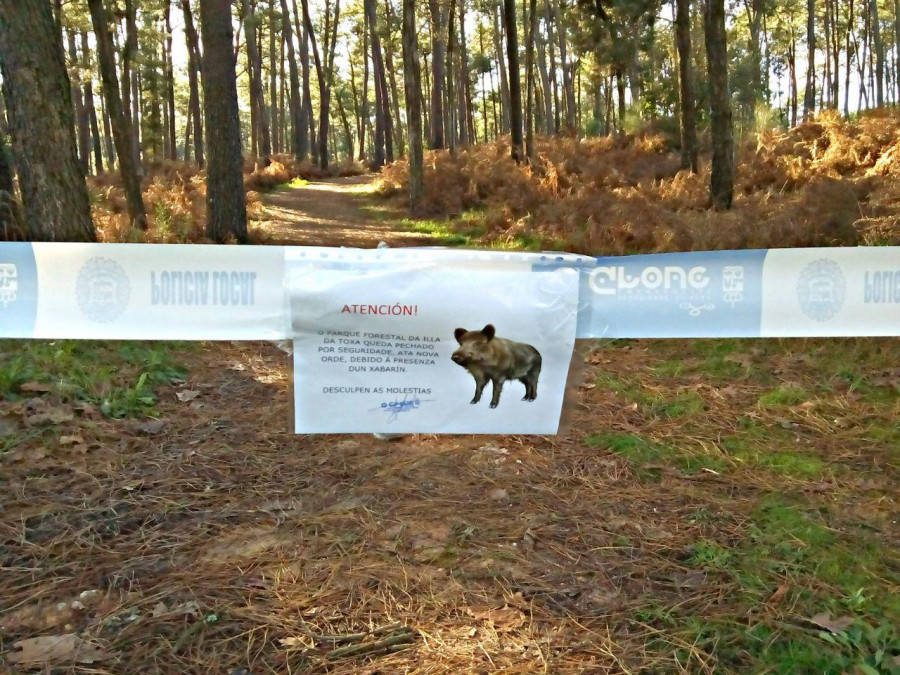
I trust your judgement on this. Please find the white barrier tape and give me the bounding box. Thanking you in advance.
[0,243,287,340]
[1,243,898,340]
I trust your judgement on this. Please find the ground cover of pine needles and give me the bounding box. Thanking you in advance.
[1,337,897,673]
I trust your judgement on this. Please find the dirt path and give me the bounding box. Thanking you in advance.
[257,174,435,248]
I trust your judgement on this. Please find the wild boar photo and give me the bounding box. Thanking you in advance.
[451,324,542,408]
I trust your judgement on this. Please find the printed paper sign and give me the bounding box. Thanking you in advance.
[289,264,579,434]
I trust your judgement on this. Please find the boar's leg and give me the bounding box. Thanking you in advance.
[489,376,507,408]
[520,376,537,401]
[471,372,488,404]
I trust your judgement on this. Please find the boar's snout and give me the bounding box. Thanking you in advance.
[451,351,467,365]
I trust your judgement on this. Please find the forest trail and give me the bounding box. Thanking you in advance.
[256,173,434,248]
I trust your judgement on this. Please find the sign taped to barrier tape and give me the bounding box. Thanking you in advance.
[286,252,579,434]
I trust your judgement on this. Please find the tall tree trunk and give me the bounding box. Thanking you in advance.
[525,0,537,159]
[87,0,148,229]
[746,0,764,118]
[704,0,734,209]
[242,0,272,165]
[871,0,885,106]
[557,0,575,132]
[459,0,475,145]
[66,28,91,174]
[269,0,280,154]
[367,0,387,166]
[81,32,104,173]
[675,0,698,172]
[503,0,523,161]
[402,0,424,211]
[291,0,312,161]
[0,0,95,241]
[536,22,553,134]
[100,92,115,167]
[336,90,354,160]
[895,0,900,104]
[124,0,142,174]
[446,0,457,152]
[803,0,816,118]
[545,0,560,132]
[280,0,304,161]
[164,2,177,160]
[182,0,205,166]
[845,0,854,116]
[383,0,405,156]
[493,1,511,133]
[428,0,447,148]
[615,67,626,134]
[358,8,369,161]
[198,0,247,242]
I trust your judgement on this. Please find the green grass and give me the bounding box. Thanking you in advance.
[758,384,809,407]
[0,340,188,420]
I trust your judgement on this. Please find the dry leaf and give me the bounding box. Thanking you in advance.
[832,416,855,429]
[59,435,84,446]
[278,636,309,648]
[133,419,166,435]
[8,634,111,665]
[19,381,53,393]
[24,407,75,426]
[470,606,525,631]
[768,583,790,605]
[176,389,201,403]
[488,488,509,501]
[809,612,854,634]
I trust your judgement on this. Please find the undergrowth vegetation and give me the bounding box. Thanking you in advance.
[85,155,363,244]
[378,110,900,254]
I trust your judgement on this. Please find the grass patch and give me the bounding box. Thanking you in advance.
[0,340,188,419]
[585,431,662,464]
[397,211,488,246]
[758,384,809,407]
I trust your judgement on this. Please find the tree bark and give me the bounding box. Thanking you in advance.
[428,0,447,148]
[66,28,91,174]
[503,0,523,161]
[280,0,304,161]
[704,0,734,209]
[0,0,95,241]
[367,0,387,166]
[402,0,424,211]
[493,0,511,133]
[382,0,402,157]
[81,32,104,174]
[198,0,247,242]
[803,0,815,118]
[242,0,272,165]
[182,0,205,166]
[525,0,537,159]
[87,0,148,229]
[871,0,884,106]
[269,0,280,153]
[675,0,698,172]
[124,0,142,173]
[164,2,177,160]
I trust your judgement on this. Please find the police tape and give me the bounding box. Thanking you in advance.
[0,243,899,340]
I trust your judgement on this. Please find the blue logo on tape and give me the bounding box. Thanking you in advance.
[76,257,130,322]
[587,250,767,338]
[0,243,37,336]
[797,259,845,321]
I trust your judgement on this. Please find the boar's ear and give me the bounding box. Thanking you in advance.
[454,328,467,343]
[481,324,496,341]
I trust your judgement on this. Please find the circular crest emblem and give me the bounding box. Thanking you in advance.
[76,257,130,322]
[796,259,845,321]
